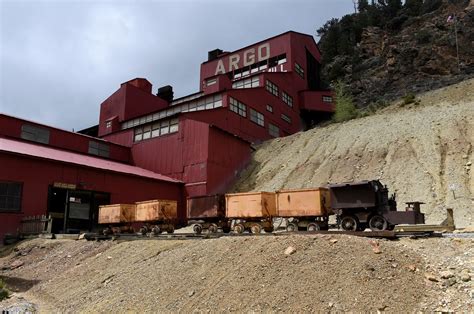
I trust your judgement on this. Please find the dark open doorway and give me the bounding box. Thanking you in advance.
[47,186,110,234]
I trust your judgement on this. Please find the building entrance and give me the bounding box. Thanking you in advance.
[47,186,110,234]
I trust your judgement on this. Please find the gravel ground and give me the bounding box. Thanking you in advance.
[233,79,474,227]
[0,236,472,312]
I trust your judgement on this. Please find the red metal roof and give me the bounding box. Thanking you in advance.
[0,137,182,184]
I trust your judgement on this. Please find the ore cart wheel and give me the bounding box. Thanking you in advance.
[264,227,274,233]
[250,224,262,234]
[340,215,359,231]
[222,226,231,233]
[368,215,388,231]
[234,223,245,234]
[139,225,149,235]
[307,223,320,232]
[193,224,203,235]
[167,225,175,234]
[286,222,298,232]
[151,226,162,235]
[208,224,218,234]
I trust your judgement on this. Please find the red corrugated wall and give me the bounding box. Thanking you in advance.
[0,152,184,240]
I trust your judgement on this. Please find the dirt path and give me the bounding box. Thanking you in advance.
[233,79,474,227]
[0,236,472,312]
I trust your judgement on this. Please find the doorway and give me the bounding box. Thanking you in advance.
[47,186,110,234]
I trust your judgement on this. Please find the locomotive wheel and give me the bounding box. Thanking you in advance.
[340,215,359,231]
[208,224,218,234]
[368,215,388,231]
[286,222,298,232]
[151,226,162,235]
[250,224,262,234]
[167,225,175,234]
[307,223,320,232]
[357,223,367,232]
[234,223,245,234]
[193,224,203,235]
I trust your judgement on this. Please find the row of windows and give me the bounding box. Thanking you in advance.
[170,92,203,106]
[232,76,260,89]
[250,108,264,127]
[295,62,304,78]
[229,97,247,117]
[122,94,222,130]
[0,181,22,212]
[265,80,279,97]
[21,124,111,158]
[21,124,50,144]
[233,54,287,79]
[134,118,179,142]
[282,91,293,107]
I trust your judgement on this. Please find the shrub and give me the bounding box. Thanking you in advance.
[0,279,9,301]
[333,80,357,122]
[402,93,416,105]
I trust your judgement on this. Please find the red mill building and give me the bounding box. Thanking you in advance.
[0,31,333,239]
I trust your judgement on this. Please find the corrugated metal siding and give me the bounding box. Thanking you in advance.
[0,152,184,240]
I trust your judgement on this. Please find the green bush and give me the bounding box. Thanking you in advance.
[0,279,9,301]
[333,80,357,122]
[402,93,416,105]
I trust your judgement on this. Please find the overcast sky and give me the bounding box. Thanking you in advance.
[0,0,353,131]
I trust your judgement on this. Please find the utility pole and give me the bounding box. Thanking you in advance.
[352,0,358,13]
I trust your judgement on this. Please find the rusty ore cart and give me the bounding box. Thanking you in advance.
[276,188,331,231]
[98,204,136,234]
[135,199,178,234]
[187,195,230,234]
[225,192,276,234]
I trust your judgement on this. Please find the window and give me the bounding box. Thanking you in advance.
[229,97,247,117]
[281,113,291,123]
[266,104,273,113]
[295,62,304,78]
[268,123,280,137]
[282,91,293,107]
[323,96,333,103]
[265,80,279,97]
[134,118,179,142]
[106,121,112,128]
[21,124,50,144]
[88,141,110,157]
[250,108,264,127]
[206,78,217,86]
[0,181,22,212]
[232,76,260,89]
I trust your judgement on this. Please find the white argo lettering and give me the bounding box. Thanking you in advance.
[228,54,240,71]
[258,43,270,61]
[243,48,255,66]
[213,42,272,75]
[215,60,226,75]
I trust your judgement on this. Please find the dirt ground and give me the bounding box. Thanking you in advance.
[0,235,472,312]
[233,79,474,227]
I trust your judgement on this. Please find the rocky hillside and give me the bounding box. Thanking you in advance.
[320,0,474,107]
[233,79,474,227]
[0,236,472,312]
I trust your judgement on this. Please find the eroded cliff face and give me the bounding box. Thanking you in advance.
[232,79,474,227]
[324,1,474,107]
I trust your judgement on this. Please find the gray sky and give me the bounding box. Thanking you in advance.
[0,0,353,131]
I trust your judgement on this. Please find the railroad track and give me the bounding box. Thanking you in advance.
[84,230,440,241]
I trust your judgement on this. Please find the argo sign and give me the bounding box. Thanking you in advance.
[214,43,271,75]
